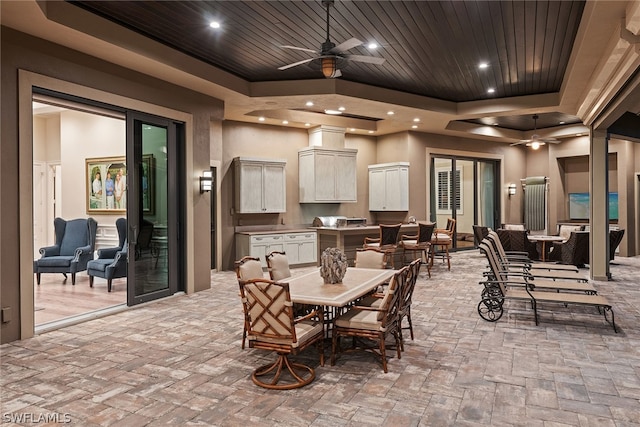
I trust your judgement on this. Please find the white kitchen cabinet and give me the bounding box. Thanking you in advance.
[284,232,317,265]
[298,147,357,203]
[368,162,409,211]
[234,157,286,213]
[236,231,317,267]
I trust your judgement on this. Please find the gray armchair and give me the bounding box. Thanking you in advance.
[34,217,98,285]
[87,218,127,292]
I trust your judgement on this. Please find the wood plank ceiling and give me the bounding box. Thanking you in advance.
[68,0,586,129]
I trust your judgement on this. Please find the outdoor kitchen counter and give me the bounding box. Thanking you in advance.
[314,224,419,265]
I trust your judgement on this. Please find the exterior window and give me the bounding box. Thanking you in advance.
[436,167,462,214]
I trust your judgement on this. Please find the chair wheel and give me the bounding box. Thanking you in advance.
[478,298,503,322]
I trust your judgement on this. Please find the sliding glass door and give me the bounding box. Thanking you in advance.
[431,156,499,249]
[126,112,184,305]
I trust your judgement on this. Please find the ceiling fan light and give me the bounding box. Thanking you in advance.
[321,57,338,78]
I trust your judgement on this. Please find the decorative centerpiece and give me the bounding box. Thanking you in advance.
[319,247,348,284]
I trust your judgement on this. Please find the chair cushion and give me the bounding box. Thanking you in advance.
[268,254,291,281]
[36,256,75,267]
[335,308,383,331]
[354,250,386,269]
[503,224,525,231]
[558,225,582,242]
[87,258,113,273]
[248,320,322,349]
[238,260,264,280]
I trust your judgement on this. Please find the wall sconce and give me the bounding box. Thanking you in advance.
[200,170,213,193]
[507,183,517,197]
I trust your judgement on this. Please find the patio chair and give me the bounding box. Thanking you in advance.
[363,223,402,268]
[400,222,434,277]
[477,242,616,332]
[235,256,264,349]
[547,231,590,267]
[354,248,388,269]
[266,251,291,281]
[34,217,98,285]
[238,278,324,389]
[331,266,408,373]
[87,217,127,292]
[431,218,455,270]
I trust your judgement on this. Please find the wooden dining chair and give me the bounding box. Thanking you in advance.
[331,266,408,373]
[238,278,324,389]
[399,222,435,277]
[354,248,388,269]
[266,251,291,281]
[363,223,402,268]
[430,218,455,270]
[234,256,264,349]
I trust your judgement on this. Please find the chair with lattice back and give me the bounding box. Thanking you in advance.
[238,278,324,389]
[235,256,264,349]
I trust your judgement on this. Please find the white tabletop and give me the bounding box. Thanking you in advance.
[528,235,564,242]
[286,267,395,307]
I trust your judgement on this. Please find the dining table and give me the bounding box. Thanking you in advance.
[527,235,564,262]
[287,267,395,308]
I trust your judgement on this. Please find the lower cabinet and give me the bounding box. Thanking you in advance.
[284,232,318,265]
[236,231,317,268]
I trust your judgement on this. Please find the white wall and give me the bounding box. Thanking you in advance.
[59,110,125,224]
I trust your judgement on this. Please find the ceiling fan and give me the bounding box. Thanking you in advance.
[278,0,385,78]
[510,114,560,149]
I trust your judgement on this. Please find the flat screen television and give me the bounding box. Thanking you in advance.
[568,192,618,220]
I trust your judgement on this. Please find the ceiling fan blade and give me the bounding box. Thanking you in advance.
[281,45,317,53]
[329,37,362,53]
[510,141,526,146]
[278,58,315,70]
[346,54,386,65]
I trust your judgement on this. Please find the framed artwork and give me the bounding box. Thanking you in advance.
[86,155,154,214]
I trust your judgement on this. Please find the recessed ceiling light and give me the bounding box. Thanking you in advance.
[305,101,314,107]
[209,21,221,29]
[576,133,583,136]
[479,62,489,69]
[282,120,289,125]
[258,117,265,122]
[349,128,356,132]
[304,123,311,127]
[387,111,394,115]
[487,88,495,94]
[413,118,420,122]
[324,109,342,115]
[411,125,418,129]
[368,130,375,134]
[368,42,378,49]
[559,121,566,125]
[338,106,346,111]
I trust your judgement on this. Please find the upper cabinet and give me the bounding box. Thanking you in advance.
[298,147,357,203]
[234,157,286,213]
[368,162,409,211]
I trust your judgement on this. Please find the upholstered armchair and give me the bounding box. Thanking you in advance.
[87,218,127,292]
[34,217,98,285]
[548,231,590,267]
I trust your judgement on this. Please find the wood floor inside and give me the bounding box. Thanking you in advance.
[35,273,127,325]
